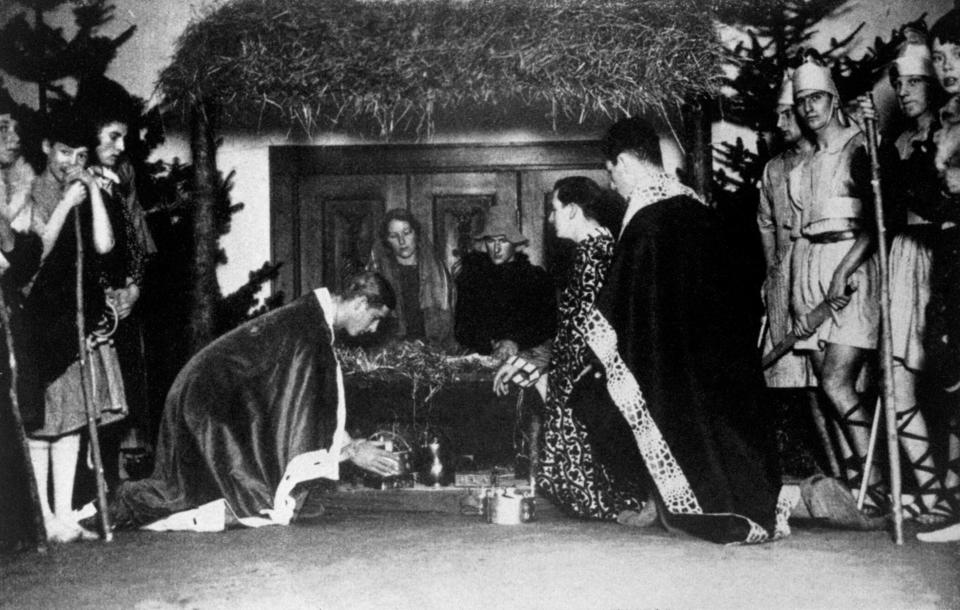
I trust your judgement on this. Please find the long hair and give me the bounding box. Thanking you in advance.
[378,208,423,256]
[366,209,453,337]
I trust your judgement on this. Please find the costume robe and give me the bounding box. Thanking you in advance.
[538,229,644,518]
[585,194,788,544]
[758,148,815,387]
[111,293,341,528]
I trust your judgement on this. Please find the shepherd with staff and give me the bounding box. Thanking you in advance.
[22,109,127,543]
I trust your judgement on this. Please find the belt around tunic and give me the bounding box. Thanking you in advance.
[804,229,860,243]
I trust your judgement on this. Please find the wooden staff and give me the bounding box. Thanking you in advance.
[74,211,113,541]
[862,95,903,545]
[0,289,47,552]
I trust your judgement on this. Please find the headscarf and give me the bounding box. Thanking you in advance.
[366,229,453,337]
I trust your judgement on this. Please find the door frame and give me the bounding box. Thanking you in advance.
[269,141,604,299]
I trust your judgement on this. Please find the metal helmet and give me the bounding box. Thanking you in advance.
[793,57,839,100]
[776,71,794,106]
[890,43,934,81]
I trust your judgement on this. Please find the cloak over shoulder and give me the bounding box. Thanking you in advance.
[112,294,340,527]
[586,195,787,544]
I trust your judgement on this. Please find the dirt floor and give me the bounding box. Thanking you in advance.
[2,500,959,610]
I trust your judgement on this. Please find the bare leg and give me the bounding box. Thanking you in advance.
[807,349,859,486]
[805,388,842,477]
[816,344,883,505]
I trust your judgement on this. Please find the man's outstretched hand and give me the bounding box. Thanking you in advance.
[347,440,401,477]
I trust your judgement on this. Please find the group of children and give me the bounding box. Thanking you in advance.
[0,79,152,544]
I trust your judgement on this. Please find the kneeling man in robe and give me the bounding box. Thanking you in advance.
[98,271,401,531]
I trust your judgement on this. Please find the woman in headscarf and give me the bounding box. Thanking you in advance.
[366,208,454,348]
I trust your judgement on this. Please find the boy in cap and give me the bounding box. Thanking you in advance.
[454,206,555,363]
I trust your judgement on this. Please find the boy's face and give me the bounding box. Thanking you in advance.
[795,90,834,132]
[548,191,577,242]
[95,121,127,168]
[0,114,21,167]
[605,155,634,198]
[42,139,89,183]
[483,235,517,265]
[775,104,803,145]
[342,296,389,336]
[893,76,930,118]
[932,38,960,95]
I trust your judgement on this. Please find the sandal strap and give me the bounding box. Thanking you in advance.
[840,402,871,429]
[895,404,927,443]
[912,490,959,518]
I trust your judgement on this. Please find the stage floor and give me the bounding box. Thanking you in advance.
[3,506,957,609]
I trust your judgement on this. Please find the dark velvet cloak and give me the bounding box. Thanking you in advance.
[585,195,784,544]
[111,294,340,528]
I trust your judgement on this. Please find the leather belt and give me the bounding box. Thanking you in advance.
[805,230,859,244]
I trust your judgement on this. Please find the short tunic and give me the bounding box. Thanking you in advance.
[788,127,879,351]
[887,127,935,371]
[758,148,814,387]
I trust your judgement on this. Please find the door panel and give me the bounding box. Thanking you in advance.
[409,172,516,272]
[270,142,605,300]
[300,174,406,293]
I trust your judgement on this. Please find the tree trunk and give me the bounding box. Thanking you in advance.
[682,95,713,205]
[34,5,47,114]
[188,101,220,353]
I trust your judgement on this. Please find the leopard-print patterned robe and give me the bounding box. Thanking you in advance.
[537,230,643,518]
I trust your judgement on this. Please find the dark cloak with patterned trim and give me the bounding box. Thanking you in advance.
[110,293,340,528]
[585,195,785,544]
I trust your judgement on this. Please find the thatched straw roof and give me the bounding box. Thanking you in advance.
[158,0,725,137]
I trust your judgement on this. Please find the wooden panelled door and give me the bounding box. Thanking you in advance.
[269,142,606,299]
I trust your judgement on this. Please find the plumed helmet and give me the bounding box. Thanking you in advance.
[793,56,839,100]
[777,70,795,106]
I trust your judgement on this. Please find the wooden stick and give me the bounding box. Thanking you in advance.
[0,289,47,552]
[807,393,842,478]
[857,397,883,511]
[863,97,903,544]
[74,212,113,541]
